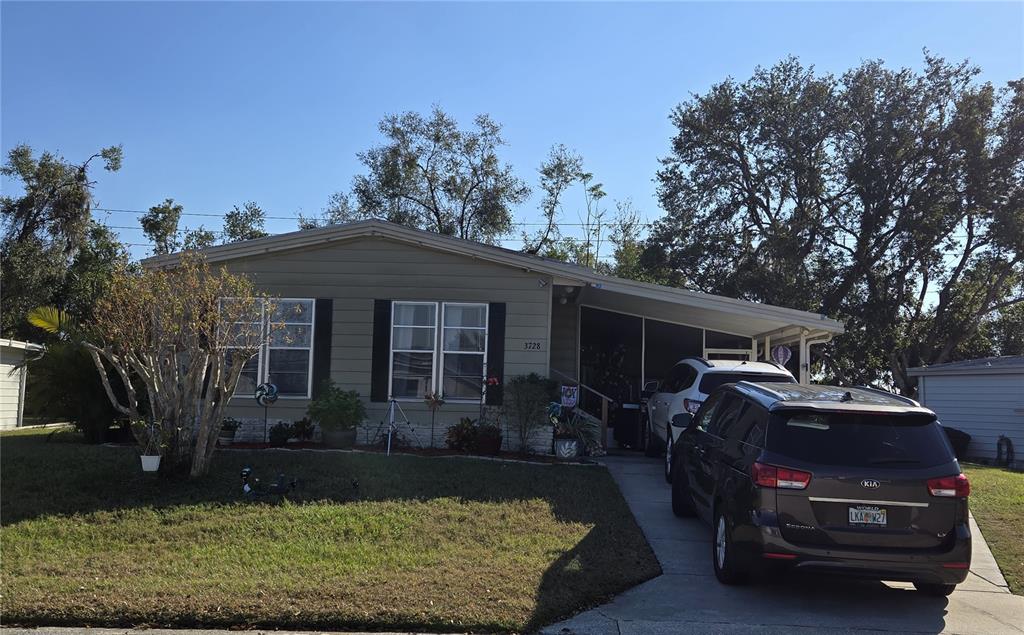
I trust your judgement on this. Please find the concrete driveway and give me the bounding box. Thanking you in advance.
[544,455,1024,635]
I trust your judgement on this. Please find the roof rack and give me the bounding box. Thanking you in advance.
[852,385,919,406]
[680,356,712,368]
[735,380,787,401]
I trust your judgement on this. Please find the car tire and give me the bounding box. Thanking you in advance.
[671,457,696,517]
[664,433,674,483]
[914,582,956,597]
[643,417,660,458]
[712,508,749,585]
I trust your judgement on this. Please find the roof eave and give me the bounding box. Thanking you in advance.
[141,219,844,334]
[1,338,44,352]
[908,365,1024,377]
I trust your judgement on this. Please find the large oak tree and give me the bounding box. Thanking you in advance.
[346,107,531,244]
[644,55,1023,394]
[0,144,126,339]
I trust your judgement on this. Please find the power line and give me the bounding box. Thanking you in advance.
[92,207,653,228]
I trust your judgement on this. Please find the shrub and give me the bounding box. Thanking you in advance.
[220,417,242,432]
[24,341,120,443]
[445,417,503,454]
[555,411,601,449]
[307,380,366,430]
[292,416,315,441]
[446,417,478,452]
[475,422,503,455]
[503,373,558,452]
[268,422,294,446]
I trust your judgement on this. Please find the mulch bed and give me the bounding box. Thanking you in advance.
[221,441,592,464]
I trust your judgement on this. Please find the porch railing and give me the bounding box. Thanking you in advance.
[550,368,615,449]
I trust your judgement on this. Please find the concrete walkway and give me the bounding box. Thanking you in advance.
[544,455,1024,635]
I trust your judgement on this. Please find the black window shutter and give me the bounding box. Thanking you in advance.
[486,302,506,405]
[370,299,392,402]
[311,298,333,398]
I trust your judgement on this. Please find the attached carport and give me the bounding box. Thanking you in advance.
[542,274,843,450]
[547,277,844,396]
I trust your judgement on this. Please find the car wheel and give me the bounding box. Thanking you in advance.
[664,433,674,483]
[671,456,696,517]
[914,582,956,597]
[712,508,749,585]
[643,417,659,458]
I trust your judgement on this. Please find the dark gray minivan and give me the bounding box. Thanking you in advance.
[671,382,971,596]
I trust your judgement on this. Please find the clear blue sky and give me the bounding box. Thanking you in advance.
[3,1,1022,260]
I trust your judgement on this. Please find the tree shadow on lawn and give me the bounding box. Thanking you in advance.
[1,433,661,632]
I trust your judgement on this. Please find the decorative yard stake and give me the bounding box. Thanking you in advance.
[424,392,445,448]
[255,382,279,443]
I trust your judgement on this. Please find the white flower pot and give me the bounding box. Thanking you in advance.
[140,454,161,472]
[554,438,581,459]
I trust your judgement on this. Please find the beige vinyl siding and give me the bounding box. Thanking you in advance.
[549,300,578,380]
[0,346,28,430]
[919,373,1024,465]
[219,236,552,450]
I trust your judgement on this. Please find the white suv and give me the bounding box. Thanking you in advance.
[642,357,795,481]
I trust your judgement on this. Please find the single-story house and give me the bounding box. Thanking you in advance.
[0,338,44,430]
[909,356,1024,468]
[144,220,844,452]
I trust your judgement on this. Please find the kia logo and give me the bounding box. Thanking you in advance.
[861,479,881,489]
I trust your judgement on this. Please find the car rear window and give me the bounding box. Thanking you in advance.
[766,412,953,468]
[698,373,794,394]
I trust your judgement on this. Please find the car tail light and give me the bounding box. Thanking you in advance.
[752,462,812,489]
[927,473,970,498]
[683,398,703,414]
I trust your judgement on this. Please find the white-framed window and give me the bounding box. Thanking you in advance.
[440,302,488,401]
[389,301,438,400]
[267,299,315,398]
[223,298,265,397]
[221,297,315,399]
[388,301,490,401]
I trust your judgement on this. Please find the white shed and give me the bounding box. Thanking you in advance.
[0,339,44,430]
[909,356,1024,468]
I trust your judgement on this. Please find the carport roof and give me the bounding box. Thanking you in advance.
[143,219,844,339]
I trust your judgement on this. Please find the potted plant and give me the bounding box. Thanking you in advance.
[445,417,478,452]
[475,422,503,455]
[307,380,366,449]
[220,417,241,444]
[133,419,162,472]
[292,416,316,442]
[553,429,581,459]
[268,421,294,447]
[553,405,599,459]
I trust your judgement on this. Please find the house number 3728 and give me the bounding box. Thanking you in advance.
[523,341,542,351]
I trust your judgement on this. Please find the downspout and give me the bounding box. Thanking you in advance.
[802,332,834,384]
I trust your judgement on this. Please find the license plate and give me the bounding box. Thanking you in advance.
[849,505,887,526]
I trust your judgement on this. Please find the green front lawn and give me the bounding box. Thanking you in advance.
[964,464,1024,595]
[0,429,659,632]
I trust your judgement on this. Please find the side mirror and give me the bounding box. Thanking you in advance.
[671,412,695,433]
[642,380,659,399]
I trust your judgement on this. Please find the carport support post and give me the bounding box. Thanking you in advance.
[601,399,609,450]
[798,330,809,384]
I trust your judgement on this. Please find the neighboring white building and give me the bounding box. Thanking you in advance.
[909,356,1024,468]
[0,339,44,430]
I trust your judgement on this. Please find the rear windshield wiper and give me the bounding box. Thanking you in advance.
[867,458,921,465]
